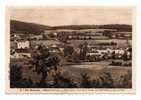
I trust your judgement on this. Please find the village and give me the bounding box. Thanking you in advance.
[10,21,132,88]
[10,28,132,66]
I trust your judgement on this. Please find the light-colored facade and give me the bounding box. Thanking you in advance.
[17,41,30,49]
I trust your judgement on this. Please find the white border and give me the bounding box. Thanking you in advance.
[0,0,141,99]
[5,6,136,94]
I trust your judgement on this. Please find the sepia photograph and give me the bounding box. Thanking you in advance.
[6,6,135,93]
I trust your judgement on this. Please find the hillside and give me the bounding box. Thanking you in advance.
[10,20,52,34]
[10,20,132,34]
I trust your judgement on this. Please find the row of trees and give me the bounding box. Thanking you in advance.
[63,42,88,62]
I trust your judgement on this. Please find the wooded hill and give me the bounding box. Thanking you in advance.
[10,20,132,34]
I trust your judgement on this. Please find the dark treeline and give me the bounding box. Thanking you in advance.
[53,24,132,32]
[10,20,132,34]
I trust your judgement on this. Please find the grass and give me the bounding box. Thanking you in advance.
[10,59,132,88]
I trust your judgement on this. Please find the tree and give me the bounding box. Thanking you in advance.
[79,42,88,60]
[63,45,74,61]
[103,30,112,38]
[10,63,22,87]
[52,71,75,88]
[99,72,114,88]
[58,33,68,43]
[80,73,91,88]
[32,44,62,83]
[71,50,81,63]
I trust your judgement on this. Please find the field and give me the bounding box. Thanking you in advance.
[61,62,131,85]
[28,39,132,51]
[68,39,131,47]
[12,59,131,88]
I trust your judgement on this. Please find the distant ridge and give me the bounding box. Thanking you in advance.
[52,24,132,31]
[10,20,132,34]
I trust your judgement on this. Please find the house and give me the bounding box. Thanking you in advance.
[17,41,30,49]
[10,49,31,59]
[35,35,43,40]
[112,32,132,39]
[49,44,64,55]
[30,34,43,40]
[114,49,125,55]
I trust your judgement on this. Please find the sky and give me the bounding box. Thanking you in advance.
[8,6,133,26]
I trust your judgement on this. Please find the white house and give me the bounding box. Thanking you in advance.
[114,49,125,55]
[17,41,30,49]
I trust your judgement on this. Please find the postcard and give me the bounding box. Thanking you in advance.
[6,6,136,94]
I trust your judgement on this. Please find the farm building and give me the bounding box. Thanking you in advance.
[10,49,31,59]
[17,40,30,49]
[30,34,43,40]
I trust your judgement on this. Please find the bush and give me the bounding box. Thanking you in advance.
[52,71,77,88]
[80,73,92,88]
[10,64,22,88]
